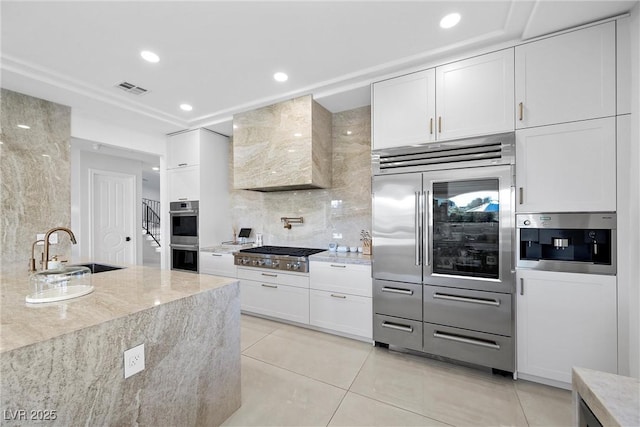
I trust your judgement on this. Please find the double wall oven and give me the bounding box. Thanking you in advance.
[170,200,199,272]
[372,133,516,372]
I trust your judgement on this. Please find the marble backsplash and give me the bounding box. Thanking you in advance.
[0,89,71,267]
[229,106,372,249]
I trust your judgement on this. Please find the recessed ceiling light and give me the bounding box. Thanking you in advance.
[152,166,160,171]
[17,124,30,129]
[180,104,193,111]
[440,13,461,29]
[274,72,288,82]
[346,130,352,135]
[293,132,302,137]
[140,50,160,63]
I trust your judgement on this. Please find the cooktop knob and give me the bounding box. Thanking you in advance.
[241,258,250,265]
[292,262,300,270]
[257,259,265,266]
[272,260,280,268]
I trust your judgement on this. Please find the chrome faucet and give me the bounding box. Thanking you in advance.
[43,227,77,270]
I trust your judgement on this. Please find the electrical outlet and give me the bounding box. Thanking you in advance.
[123,343,145,379]
[36,233,58,246]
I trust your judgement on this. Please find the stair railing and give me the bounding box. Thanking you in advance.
[142,198,161,247]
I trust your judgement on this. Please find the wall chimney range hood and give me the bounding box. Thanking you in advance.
[232,95,332,192]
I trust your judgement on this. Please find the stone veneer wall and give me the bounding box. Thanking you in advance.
[0,89,71,267]
[229,105,371,249]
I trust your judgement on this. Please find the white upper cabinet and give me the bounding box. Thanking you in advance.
[372,69,436,150]
[515,22,616,129]
[436,48,514,141]
[372,49,514,150]
[167,130,200,169]
[516,117,616,212]
[167,165,200,202]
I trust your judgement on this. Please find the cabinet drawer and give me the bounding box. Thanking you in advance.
[239,279,309,324]
[199,252,236,278]
[423,285,512,336]
[373,314,422,352]
[423,322,514,372]
[373,279,422,321]
[310,290,372,339]
[237,268,309,289]
[310,261,371,296]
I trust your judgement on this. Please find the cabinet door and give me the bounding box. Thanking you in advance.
[309,261,371,296]
[515,22,615,129]
[516,269,617,384]
[167,166,200,202]
[372,69,436,150]
[516,117,616,212]
[310,289,372,339]
[167,130,200,169]
[436,49,514,141]
[239,279,309,324]
[200,252,236,277]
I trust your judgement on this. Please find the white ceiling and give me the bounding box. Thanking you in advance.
[1,1,637,138]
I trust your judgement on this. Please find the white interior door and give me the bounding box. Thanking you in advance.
[90,170,136,264]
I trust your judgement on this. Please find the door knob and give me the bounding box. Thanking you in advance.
[126,236,131,242]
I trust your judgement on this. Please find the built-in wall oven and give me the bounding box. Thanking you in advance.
[169,200,199,272]
[372,133,516,373]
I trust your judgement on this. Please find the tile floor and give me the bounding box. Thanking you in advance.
[222,315,572,427]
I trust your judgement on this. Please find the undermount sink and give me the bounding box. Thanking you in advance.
[27,265,94,304]
[72,263,124,274]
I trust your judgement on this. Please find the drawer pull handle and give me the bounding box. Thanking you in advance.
[382,287,413,296]
[433,293,500,307]
[330,264,347,268]
[518,102,524,121]
[178,198,188,201]
[178,163,188,167]
[211,253,223,257]
[381,321,413,333]
[331,294,347,299]
[433,331,500,350]
[261,284,278,289]
[261,273,278,277]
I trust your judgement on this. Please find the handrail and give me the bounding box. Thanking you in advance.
[142,198,161,247]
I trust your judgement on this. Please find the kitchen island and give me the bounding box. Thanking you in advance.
[0,263,240,426]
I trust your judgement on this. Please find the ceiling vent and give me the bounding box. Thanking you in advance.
[115,81,149,95]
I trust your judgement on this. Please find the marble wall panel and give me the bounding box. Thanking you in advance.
[229,106,372,249]
[0,89,71,267]
[0,283,241,426]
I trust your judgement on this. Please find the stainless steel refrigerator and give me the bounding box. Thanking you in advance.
[371,133,516,372]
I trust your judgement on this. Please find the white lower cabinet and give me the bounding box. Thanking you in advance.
[238,267,309,324]
[199,251,236,277]
[310,290,372,338]
[516,269,617,385]
[309,261,372,339]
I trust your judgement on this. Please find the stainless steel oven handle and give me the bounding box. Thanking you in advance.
[433,292,500,307]
[169,209,198,214]
[433,331,500,350]
[170,244,199,250]
[381,322,413,333]
[382,287,413,296]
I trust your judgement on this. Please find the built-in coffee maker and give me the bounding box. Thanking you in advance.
[516,212,616,275]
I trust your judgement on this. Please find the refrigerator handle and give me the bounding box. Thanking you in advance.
[423,190,430,267]
[415,191,421,266]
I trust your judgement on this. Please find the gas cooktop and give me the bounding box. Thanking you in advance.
[234,246,325,272]
[239,246,325,257]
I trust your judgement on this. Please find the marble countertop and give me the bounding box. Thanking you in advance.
[572,367,640,427]
[200,244,254,254]
[0,262,238,353]
[310,250,372,266]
